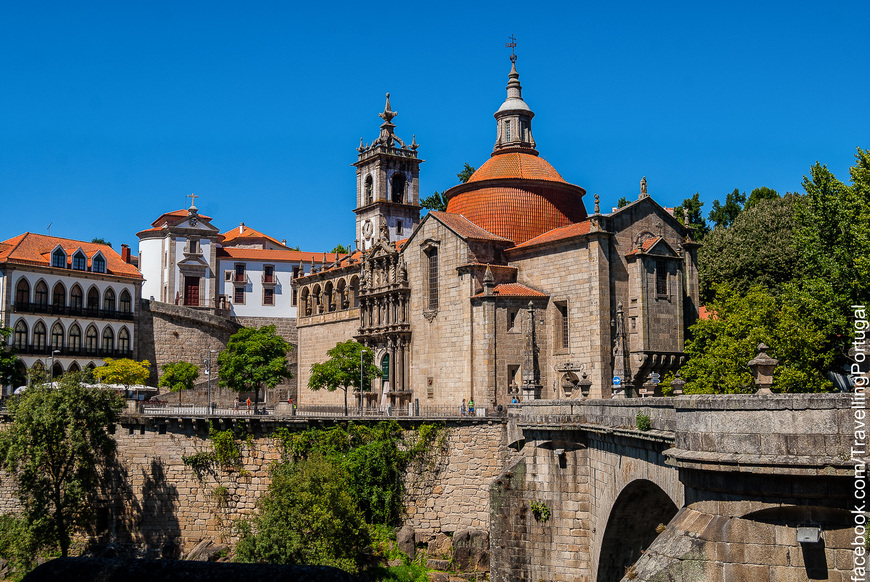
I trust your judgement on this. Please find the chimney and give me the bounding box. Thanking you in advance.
[239,222,244,234]
[282,239,287,246]
[121,244,131,264]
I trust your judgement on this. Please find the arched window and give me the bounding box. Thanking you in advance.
[51,323,64,350]
[34,281,48,307]
[52,362,63,379]
[365,175,373,205]
[391,173,406,203]
[120,290,132,313]
[101,327,114,353]
[300,287,310,316]
[336,279,347,310]
[15,279,29,305]
[313,285,322,314]
[53,282,66,309]
[92,254,106,273]
[33,322,47,351]
[85,325,98,353]
[13,320,27,349]
[70,285,83,312]
[72,251,87,271]
[68,362,81,373]
[118,327,130,353]
[69,324,82,352]
[52,248,66,268]
[103,288,116,312]
[87,287,100,314]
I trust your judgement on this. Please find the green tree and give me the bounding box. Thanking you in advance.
[698,194,801,303]
[90,237,112,247]
[680,284,838,394]
[93,358,150,389]
[420,191,448,212]
[159,361,200,405]
[456,162,476,183]
[235,453,370,572]
[0,323,25,389]
[616,196,630,209]
[218,325,293,410]
[674,192,709,240]
[745,186,780,210]
[308,340,380,415]
[0,374,124,558]
[331,244,349,254]
[708,188,746,229]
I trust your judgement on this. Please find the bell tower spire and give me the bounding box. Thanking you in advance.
[493,40,537,156]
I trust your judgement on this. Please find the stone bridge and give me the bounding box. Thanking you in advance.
[491,394,853,582]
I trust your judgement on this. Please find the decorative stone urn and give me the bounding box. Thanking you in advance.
[748,343,778,394]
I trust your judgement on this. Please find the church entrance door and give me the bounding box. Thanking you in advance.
[184,277,200,306]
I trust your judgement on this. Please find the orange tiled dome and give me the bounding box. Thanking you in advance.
[466,152,566,183]
[444,152,587,245]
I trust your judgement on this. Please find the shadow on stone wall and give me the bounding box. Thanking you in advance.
[96,456,180,558]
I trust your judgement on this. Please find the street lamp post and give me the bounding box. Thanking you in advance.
[204,350,217,413]
[359,347,369,415]
[50,350,60,384]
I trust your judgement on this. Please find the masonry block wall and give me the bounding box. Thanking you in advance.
[295,310,360,406]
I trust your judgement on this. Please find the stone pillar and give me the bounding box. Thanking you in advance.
[397,339,405,391]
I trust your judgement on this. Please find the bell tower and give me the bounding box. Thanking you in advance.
[353,93,423,251]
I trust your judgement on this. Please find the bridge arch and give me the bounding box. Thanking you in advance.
[596,478,678,582]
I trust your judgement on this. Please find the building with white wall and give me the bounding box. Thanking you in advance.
[0,233,142,385]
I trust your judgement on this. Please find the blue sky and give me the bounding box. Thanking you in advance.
[1,1,867,253]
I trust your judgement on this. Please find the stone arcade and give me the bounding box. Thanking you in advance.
[295,55,700,410]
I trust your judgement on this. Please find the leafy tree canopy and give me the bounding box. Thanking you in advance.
[420,191,447,212]
[746,186,780,210]
[218,325,293,406]
[331,244,349,254]
[616,196,630,209]
[93,358,150,388]
[674,192,709,240]
[698,194,801,303]
[708,188,746,229]
[235,453,371,572]
[159,361,200,404]
[681,283,838,394]
[456,163,476,184]
[0,374,124,558]
[308,340,380,415]
[90,237,112,247]
[0,323,25,389]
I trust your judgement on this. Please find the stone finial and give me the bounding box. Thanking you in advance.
[594,193,600,214]
[670,371,686,396]
[748,343,778,394]
[683,206,690,225]
[640,176,648,198]
[483,265,495,296]
[358,138,365,152]
[411,134,418,150]
[379,92,397,124]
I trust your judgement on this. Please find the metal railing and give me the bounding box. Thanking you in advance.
[139,402,507,419]
[13,302,134,321]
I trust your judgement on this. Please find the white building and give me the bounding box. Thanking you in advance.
[0,233,142,385]
[138,205,332,319]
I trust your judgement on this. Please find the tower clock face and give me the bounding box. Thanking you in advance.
[362,220,373,239]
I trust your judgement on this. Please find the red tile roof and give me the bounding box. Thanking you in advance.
[699,305,713,320]
[473,283,549,298]
[221,224,288,249]
[428,212,514,243]
[217,248,329,263]
[509,220,592,251]
[0,233,142,279]
[468,152,566,183]
[149,209,212,228]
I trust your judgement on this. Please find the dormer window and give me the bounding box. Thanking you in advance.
[52,249,66,268]
[72,251,87,270]
[92,254,106,273]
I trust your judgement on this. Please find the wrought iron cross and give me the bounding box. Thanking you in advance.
[506,34,517,61]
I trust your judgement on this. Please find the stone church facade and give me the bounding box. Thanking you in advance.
[295,56,700,411]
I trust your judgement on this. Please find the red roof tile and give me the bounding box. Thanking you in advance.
[509,220,592,251]
[428,212,513,243]
[221,224,288,249]
[473,283,549,298]
[0,233,142,279]
[468,152,566,183]
[149,209,212,228]
[217,248,329,263]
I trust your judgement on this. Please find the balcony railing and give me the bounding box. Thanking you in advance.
[14,303,134,321]
[11,344,133,359]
